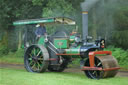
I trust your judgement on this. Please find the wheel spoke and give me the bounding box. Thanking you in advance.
[37,58,43,60]
[34,48,36,56]
[28,58,32,60]
[37,50,41,56]
[35,63,39,71]
[31,63,36,69]
[92,71,96,75]
[29,54,33,57]
[37,62,41,70]
[96,71,100,77]
[31,49,34,55]
[97,62,101,67]
[40,61,43,65]
[32,63,39,71]
[29,61,34,66]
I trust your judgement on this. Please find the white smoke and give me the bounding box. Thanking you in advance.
[81,0,100,11]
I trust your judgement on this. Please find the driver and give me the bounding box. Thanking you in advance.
[35,23,47,40]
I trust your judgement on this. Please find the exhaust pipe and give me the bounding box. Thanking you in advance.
[82,11,88,42]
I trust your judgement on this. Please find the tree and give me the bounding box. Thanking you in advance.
[0,0,45,51]
[0,0,83,52]
[112,6,128,49]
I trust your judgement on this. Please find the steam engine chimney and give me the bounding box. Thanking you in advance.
[82,11,88,42]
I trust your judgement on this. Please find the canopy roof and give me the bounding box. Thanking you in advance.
[13,17,76,26]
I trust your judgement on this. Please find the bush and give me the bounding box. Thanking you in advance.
[0,45,9,56]
[6,49,24,58]
[105,46,128,67]
[0,49,24,64]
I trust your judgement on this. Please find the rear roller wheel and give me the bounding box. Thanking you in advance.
[84,55,119,79]
[24,45,49,73]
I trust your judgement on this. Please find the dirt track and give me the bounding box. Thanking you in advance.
[0,63,128,77]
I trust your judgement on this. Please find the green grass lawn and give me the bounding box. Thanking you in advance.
[0,49,24,64]
[0,56,23,64]
[0,68,128,85]
[0,49,128,85]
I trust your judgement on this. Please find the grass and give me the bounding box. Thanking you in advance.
[0,56,23,64]
[0,68,128,85]
[0,49,24,64]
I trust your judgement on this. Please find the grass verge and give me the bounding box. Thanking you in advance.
[0,56,23,64]
[0,68,128,85]
[0,49,24,64]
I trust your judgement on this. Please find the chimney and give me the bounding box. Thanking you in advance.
[82,11,88,42]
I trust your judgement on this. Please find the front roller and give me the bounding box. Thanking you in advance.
[24,45,49,73]
[82,51,120,79]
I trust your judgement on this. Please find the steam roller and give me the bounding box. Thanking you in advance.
[82,51,119,79]
[13,11,120,79]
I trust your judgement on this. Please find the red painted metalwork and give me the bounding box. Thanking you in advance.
[48,58,57,61]
[56,54,80,56]
[103,67,120,71]
[101,45,105,48]
[89,51,112,67]
[81,66,120,71]
[81,66,102,71]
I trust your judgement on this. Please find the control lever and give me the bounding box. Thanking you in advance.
[44,34,48,42]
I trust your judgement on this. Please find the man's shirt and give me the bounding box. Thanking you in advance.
[35,26,46,36]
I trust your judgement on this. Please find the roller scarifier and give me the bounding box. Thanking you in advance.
[13,11,120,79]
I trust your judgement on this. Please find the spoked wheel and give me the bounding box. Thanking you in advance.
[24,45,49,73]
[84,57,103,79]
[84,55,119,79]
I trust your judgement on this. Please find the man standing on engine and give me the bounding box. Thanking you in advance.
[35,23,47,39]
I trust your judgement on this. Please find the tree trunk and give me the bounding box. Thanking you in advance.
[1,30,8,46]
[18,29,22,50]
